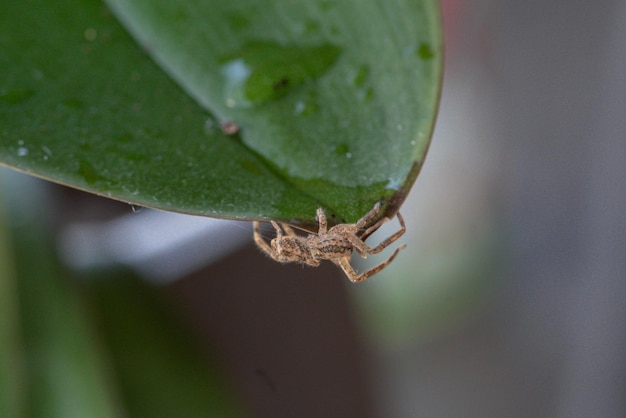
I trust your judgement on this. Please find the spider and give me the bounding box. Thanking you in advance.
[253,202,406,283]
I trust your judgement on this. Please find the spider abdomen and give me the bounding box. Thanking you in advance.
[315,239,354,260]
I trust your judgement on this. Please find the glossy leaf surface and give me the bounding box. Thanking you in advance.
[0,0,441,225]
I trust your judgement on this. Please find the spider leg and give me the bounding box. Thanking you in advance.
[345,212,406,258]
[361,216,389,238]
[355,244,406,282]
[344,235,375,259]
[355,202,382,229]
[325,203,382,238]
[270,221,283,238]
[352,246,369,258]
[334,245,406,283]
[332,258,360,283]
[253,221,275,257]
[279,223,299,237]
[316,207,328,234]
[364,212,406,255]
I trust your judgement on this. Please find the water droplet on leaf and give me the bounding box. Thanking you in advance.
[219,41,342,107]
[294,91,320,116]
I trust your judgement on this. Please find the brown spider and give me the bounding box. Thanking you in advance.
[253,202,406,283]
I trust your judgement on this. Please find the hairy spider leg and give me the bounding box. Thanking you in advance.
[333,243,406,283]
[279,222,298,237]
[367,212,406,254]
[347,212,406,259]
[317,202,381,238]
[355,201,382,230]
[270,221,284,238]
[361,216,389,238]
[253,221,290,263]
[253,221,273,255]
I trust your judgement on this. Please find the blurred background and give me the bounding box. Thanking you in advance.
[2,0,626,417]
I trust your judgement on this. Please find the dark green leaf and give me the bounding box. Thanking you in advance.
[0,0,442,225]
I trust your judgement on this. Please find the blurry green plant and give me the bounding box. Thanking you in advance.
[0,0,442,415]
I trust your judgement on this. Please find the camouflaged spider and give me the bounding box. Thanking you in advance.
[253,202,406,283]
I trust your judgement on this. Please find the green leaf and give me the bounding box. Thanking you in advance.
[0,0,442,225]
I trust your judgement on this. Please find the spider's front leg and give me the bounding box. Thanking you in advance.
[367,212,406,254]
[279,222,299,238]
[355,202,382,230]
[253,220,284,262]
[270,221,283,240]
[334,244,406,283]
[253,221,274,256]
[349,212,407,258]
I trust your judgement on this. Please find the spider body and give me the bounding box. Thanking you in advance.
[253,202,406,283]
